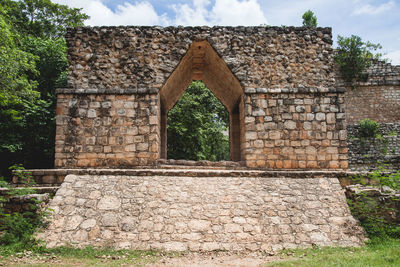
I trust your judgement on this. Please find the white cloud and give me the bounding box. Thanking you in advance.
[54,0,267,26]
[211,0,267,26]
[383,50,400,65]
[353,0,395,15]
[171,0,268,26]
[53,0,168,26]
[171,0,211,26]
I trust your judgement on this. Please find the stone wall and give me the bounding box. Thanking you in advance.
[347,123,400,171]
[342,59,400,170]
[55,91,159,168]
[354,59,400,87]
[344,60,400,124]
[39,173,365,251]
[56,26,347,169]
[244,89,347,169]
[66,26,335,91]
[345,85,400,124]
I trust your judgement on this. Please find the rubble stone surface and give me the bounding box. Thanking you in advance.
[39,174,366,250]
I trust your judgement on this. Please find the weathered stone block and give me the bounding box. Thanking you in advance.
[97,196,120,210]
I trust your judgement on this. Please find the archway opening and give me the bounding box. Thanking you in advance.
[167,81,229,161]
[159,40,244,162]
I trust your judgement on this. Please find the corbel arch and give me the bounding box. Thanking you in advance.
[159,40,245,161]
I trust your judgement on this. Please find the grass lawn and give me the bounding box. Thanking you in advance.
[0,238,399,266]
[0,246,170,266]
[268,238,400,267]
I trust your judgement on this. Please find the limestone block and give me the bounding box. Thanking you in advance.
[87,109,97,118]
[80,219,97,229]
[225,224,242,233]
[284,120,297,130]
[269,131,282,140]
[102,212,118,227]
[97,196,121,210]
[316,113,326,121]
[189,220,211,232]
[66,215,83,231]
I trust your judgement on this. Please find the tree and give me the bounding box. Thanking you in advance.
[0,13,40,175]
[0,0,88,178]
[0,0,89,39]
[0,14,38,98]
[167,81,230,161]
[302,10,317,27]
[21,36,68,98]
[335,35,382,85]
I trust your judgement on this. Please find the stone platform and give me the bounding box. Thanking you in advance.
[37,168,366,251]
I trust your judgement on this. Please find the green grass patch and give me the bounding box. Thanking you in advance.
[0,245,176,266]
[267,238,400,267]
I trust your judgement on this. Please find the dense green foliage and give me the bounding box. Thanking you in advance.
[348,195,400,239]
[367,166,400,190]
[167,81,230,161]
[335,35,382,85]
[0,0,89,38]
[358,118,380,138]
[348,167,400,239]
[302,10,317,27]
[0,0,87,179]
[0,166,47,251]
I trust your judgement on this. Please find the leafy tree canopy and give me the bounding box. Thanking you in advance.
[0,13,39,155]
[302,10,317,27]
[0,14,38,99]
[0,0,88,38]
[0,0,88,178]
[167,81,230,162]
[21,36,68,98]
[335,35,382,85]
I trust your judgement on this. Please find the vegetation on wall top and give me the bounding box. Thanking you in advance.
[302,10,317,27]
[335,35,382,86]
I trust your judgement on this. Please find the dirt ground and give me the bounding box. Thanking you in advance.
[1,251,284,267]
[148,251,281,267]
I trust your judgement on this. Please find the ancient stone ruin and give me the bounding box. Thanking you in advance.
[32,26,372,250]
[344,60,400,171]
[55,26,348,169]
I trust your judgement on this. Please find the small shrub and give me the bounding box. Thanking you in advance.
[334,35,382,86]
[0,165,48,252]
[368,166,400,190]
[348,167,400,239]
[359,118,380,138]
[348,195,400,239]
[0,213,38,247]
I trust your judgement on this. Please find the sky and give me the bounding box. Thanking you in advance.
[53,0,400,65]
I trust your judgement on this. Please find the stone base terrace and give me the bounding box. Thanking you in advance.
[25,167,367,251]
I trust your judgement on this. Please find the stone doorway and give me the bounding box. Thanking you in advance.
[166,81,230,161]
[159,40,245,162]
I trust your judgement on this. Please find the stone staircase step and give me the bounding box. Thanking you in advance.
[0,186,59,194]
[13,168,353,187]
